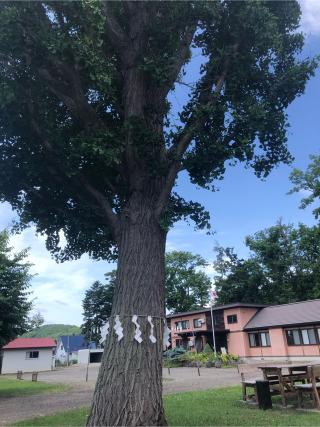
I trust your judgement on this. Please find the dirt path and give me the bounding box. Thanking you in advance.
[0,367,241,425]
[0,388,92,426]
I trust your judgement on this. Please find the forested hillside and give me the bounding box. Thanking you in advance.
[21,324,80,339]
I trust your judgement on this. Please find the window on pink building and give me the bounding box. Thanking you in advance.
[175,320,189,330]
[286,327,319,346]
[302,329,316,345]
[248,331,270,347]
[227,314,237,324]
[193,319,203,328]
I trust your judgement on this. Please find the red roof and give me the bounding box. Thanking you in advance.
[3,338,56,349]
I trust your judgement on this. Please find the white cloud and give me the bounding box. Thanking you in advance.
[300,0,320,35]
[1,206,115,326]
[203,263,217,278]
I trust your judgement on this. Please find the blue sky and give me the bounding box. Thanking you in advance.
[1,1,320,326]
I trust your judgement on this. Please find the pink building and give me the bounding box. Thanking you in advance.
[167,299,320,361]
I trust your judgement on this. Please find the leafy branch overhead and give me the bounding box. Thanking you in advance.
[0,1,316,261]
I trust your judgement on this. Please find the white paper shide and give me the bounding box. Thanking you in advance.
[147,315,157,343]
[114,315,124,341]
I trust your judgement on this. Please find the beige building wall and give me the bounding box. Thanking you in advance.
[2,348,54,374]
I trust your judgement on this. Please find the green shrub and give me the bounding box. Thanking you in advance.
[163,347,186,367]
[163,347,239,368]
[178,350,217,366]
[203,343,214,354]
[163,358,183,368]
[219,353,239,365]
[163,347,186,360]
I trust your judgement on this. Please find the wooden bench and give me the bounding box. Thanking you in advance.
[241,373,259,401]
[295,365,320,409]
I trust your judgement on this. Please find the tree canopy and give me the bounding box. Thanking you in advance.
[0,230,33,347]
[0,1,316,260]
[165,251,211,313]
[214,222,320,305]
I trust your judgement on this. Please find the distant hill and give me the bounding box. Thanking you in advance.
[21,324,81,340]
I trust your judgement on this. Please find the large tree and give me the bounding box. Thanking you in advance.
[214,222,320,305]
[0,230,32,348]
[165,251,211,313]
[0,2,316,425]
[82,271,116,343]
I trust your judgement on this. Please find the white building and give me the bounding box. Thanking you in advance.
[55,335,93,364]
[1,338,56,374]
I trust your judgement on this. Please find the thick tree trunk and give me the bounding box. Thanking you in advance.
[87,196,167,426]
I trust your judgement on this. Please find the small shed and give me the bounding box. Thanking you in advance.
[1,338,56,374]
[78,348,103,364]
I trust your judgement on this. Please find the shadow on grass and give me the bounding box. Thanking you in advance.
[13,386,320,426]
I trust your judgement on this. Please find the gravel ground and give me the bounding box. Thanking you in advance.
[0,365,242,425]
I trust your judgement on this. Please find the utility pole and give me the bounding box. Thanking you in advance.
[210,304,217,357]
[86,324,93,382]
[210,290,218,356]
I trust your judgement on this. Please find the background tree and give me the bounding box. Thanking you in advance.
[289,154,320,220]
[83,254,210,336]
[214,222,320,305]
[82,271,115,344]
[0,2,316,425]
[165,251,211,313]
[0,230,32,348]
[213,247,267,304]
[28,311,45,331]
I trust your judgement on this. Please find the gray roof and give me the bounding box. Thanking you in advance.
[166,303,266,319]
[244,299,320,330]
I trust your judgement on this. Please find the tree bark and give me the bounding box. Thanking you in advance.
[87,193,167,426]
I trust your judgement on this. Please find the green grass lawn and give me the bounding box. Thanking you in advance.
[0,376,67,398]
[14,386,320,426]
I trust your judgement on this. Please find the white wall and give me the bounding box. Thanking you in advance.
[78,349,89,364]
[78,349,103,364]
[55,340,78,363]
[2,348,54,374]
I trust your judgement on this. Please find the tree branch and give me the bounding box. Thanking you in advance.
[38,65,99,128]
[155,45,239,218]
[160,23,197,99]
[26,97,120,237]
[102,1,130,59]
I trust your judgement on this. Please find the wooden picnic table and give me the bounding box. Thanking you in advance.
[257,363,314,406]
[258,362,318,379]
[257,363,320,407]
[241,363,317,405]
[258,362,316,371]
